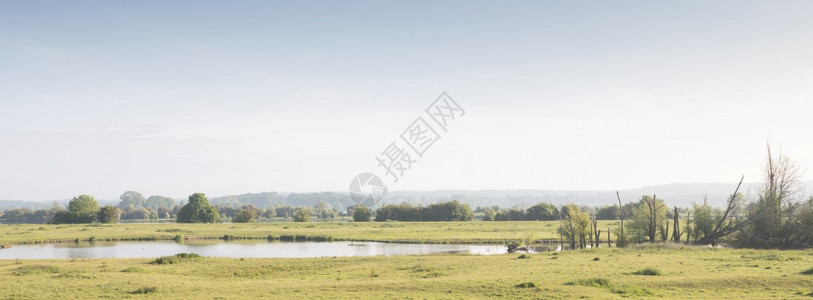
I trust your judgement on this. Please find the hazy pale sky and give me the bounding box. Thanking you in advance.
[2,1,812,201]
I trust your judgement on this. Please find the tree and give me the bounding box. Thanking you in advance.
[738,144,807,248]
[176,193,220,223]
[692,202,717,242]
[97,206,120,224]
[65,195,99,223]
[558,204,590,249]
[232,205,258,223]
[118,191,146,209]
[526,202,558,221]
[626,195,667,244]
[293,207,311,222]
[145,195,176,210]
[353,206,371,222]
[672,206,682,243]
[482,207,495,221]
[643,194,666,243]
[615,192,630,247]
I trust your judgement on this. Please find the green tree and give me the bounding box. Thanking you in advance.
[293,207,311,222]
[482,207,495,221]
[558,204,590,249]
[232,205,258,223]
[118,191,146,209]
[145,195,176,210]
[66,195,99,223]
[353,206,371,222]
[625,195,667,244]
[526,202,559,221]
[691,203,719,242]
[97,206,120,224]
[176,193,220,223]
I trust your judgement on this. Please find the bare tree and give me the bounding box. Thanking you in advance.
[672,206,682,243]
[738,143,806,248]
[616,191,625,244]
[696,175,753,245]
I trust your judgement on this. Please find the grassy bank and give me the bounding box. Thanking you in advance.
[1,245,812,299]
[0,221,619,245]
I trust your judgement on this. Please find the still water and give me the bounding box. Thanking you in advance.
[0,240,506,259]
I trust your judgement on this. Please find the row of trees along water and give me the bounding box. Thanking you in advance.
[1,145,811,249]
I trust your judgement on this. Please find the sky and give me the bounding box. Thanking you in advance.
[1,1,813,201]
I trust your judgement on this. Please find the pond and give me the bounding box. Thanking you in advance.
[0,240,507,259]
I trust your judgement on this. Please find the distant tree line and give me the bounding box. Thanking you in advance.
[374,200,473,221]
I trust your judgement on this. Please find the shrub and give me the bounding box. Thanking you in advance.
[152,253,201,265]
[293,207,311,222]
[97,205,120,224]
[632,267,662,276]
[802,267,813,275]
[353,206,371,222]
[517,254,531,259]
[515,282,536,288]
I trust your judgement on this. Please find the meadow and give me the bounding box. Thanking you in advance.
[1,245,812,299]
[2,222,813,299]
[0,221,615,245]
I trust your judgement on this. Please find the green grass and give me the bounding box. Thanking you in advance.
[2,247,813,299]
[11,265,62,276]
[1,222,812,298]
[0,221,619,245]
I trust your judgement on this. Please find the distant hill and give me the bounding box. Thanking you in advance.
[2,181,810,212]
[385,181,812,209]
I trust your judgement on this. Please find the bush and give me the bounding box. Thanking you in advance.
[517,254,531,259]
[97,206,120,224]
[632,267,662,276]
[293,207,311,222]
[353,206,371,222]
[802,267,813,275]
[232,205,258,223]
[152,253,201,265]
[515,282,536,288]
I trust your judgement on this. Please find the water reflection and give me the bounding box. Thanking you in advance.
[0,241,506,259]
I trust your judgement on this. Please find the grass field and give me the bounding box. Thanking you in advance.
[2,222,813,299]
[0,221,620,245]
[1,245,812,299]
